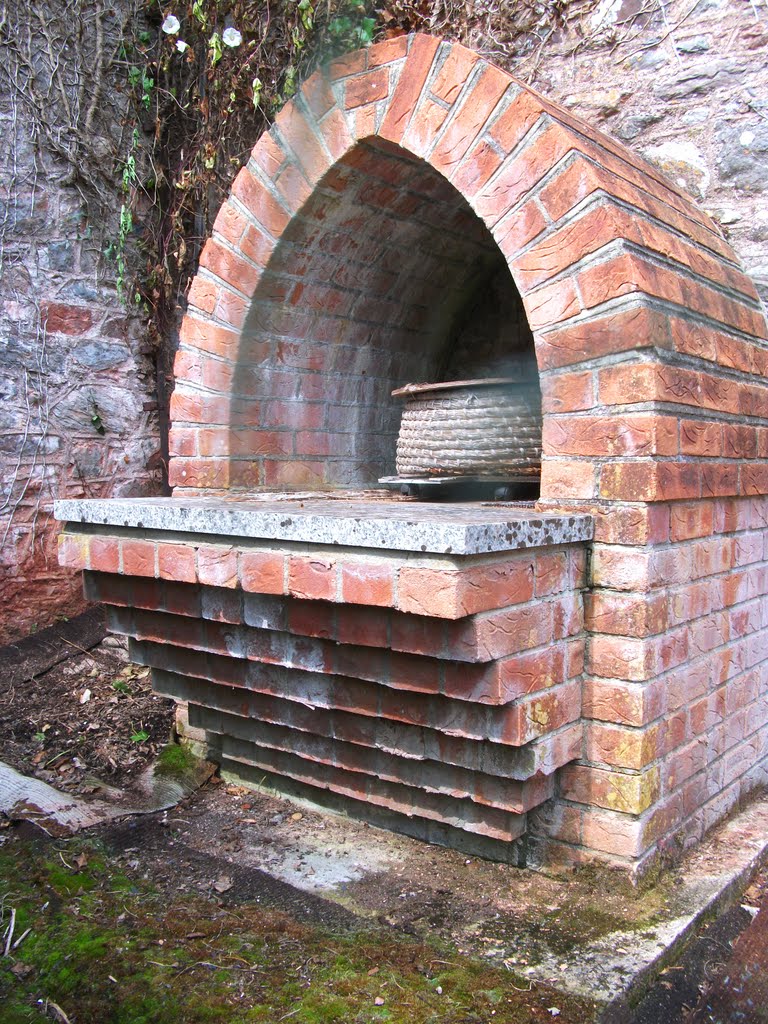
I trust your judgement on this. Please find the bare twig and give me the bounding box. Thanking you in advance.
[2,907,15,955]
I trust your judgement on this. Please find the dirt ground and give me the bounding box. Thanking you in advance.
[0,633,174,794]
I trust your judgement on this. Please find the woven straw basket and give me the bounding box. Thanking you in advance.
[393,378,542,479]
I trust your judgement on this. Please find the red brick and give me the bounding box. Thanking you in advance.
[449,138,504,197]
[318,108,353,162]
[173,348,204,387]
[335,605,388,648]
[275,103,331,187]
[494,647,566,702]
[538,156,601,222]
[430,42,480,105]
[474,123,573,227]
[486,89,544,154]
[240,222,274,266]
[274,163,312,211]
[580,808,644,858]
[288,556,337,601]
[586,590,668,637]
[561,764,660,814]
[379,34,441,145]
[584,677,664,727]
[670,502,715,541]
[544,413,678,458]
[430,65,510,176]
[537,307,672,371]
[179,316,240,361]
[579,252,766,337]
[252,132,286,178]
[680,419,724,457]
[121,539,156,577]
[534,552,568,597]
[213,200,249,246]
[355,103,377,138]
[367,35,409,67]
[239,551,285,594]
[344,67,389,109]
[58,532,90,570]
[186,274,219,316]
[199,428,291,458]
[741,464,768,496]
[600,462,701,502]
[340,561,395,607]
[540,371,594,414]
[401,97,450,158]
[525,275,581,330]
[301,71,337,121]
[197,545,238,588]
[263,459,327,489]
[587,721,662,770]
[515,204,622,291]
[200,239,262,295]
[158,543,197,584]
[591,546,652,590]
[286,601,335,640]
[540,460,597,500]
[213,286,249,330]
[397,557,535,619]
[329,48,367,79]
[168,428,197,457]
[724,424,759,459]
[162,581,202,618]
[231,167,290,238]
[89,536,121,574]
[702,463,740,498]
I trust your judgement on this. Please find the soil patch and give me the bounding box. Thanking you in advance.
[0,632,173,794]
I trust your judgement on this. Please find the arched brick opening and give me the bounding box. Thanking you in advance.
[169,32,767,505]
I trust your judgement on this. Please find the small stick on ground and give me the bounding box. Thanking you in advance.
[3,907,15,955]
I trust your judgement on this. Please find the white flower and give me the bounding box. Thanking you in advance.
[176,39,188,52]
[162,14,180,34]
[222,26,242,47]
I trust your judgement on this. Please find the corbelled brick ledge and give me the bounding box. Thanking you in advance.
[55,495,592,864]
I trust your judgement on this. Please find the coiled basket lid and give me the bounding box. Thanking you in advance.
[393,377,542,479]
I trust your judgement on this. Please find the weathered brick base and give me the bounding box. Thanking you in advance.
[59,516,588,861]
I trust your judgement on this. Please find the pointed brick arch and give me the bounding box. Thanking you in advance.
[170,32,768,502]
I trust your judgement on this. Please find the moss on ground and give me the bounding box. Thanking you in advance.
[0,834,601,1024]
[153,741,201,780]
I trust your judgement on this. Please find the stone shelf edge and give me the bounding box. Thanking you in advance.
[53,497,593,556]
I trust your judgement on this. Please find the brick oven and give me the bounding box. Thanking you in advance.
[56,34,768,872]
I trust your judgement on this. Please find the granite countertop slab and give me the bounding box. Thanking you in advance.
[54,495,593,556]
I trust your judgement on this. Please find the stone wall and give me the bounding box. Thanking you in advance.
[0,1,163,646]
